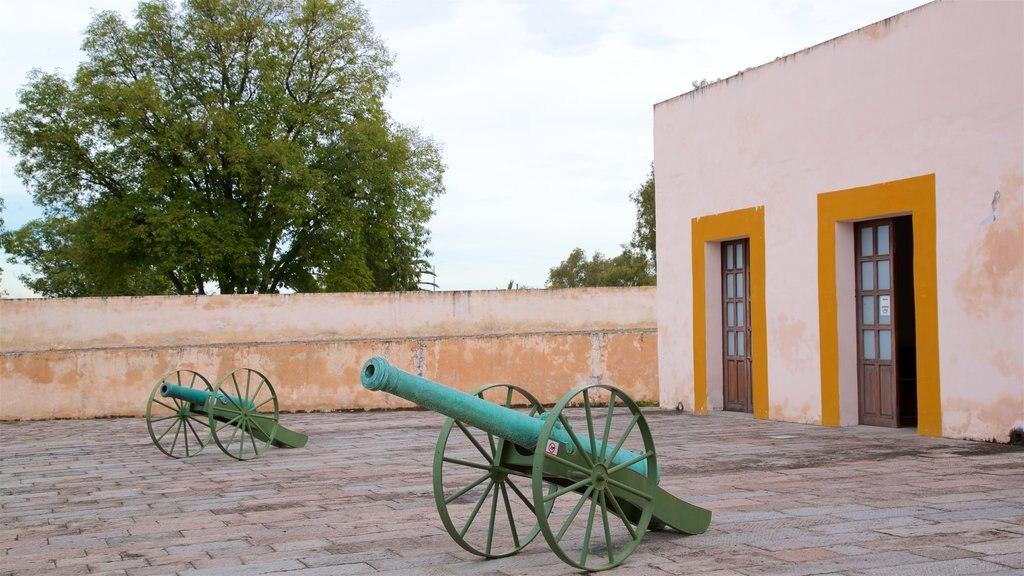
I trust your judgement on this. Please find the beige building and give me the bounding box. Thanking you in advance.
[653,0,1023,441]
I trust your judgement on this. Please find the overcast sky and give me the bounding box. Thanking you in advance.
[0,0,926,297]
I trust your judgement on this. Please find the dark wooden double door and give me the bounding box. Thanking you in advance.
[856,218,917,427]
[722,239,752,413]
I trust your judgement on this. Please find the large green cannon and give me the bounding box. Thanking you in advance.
[145,368,308,460]
[361,356,711,571]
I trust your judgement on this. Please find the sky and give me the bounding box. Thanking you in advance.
[0,0,927,297]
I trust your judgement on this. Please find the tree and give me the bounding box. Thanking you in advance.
[629,165,655,266]
[546,247,653,289]
[1,0,444,297]
[546,166,656,288]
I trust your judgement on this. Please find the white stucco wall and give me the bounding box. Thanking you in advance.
[654,0,1023,441]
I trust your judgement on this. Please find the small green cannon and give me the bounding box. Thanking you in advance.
[145,368,308,460]
[361,356,711,571]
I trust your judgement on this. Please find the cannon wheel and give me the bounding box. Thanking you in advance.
[209,368,279,460]
[146,370,214,458]
[433,384,552,558]
[532,385,657,571]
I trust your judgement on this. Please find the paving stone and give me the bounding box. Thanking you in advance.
[1,411,1021,575]
[855,557,1010,575]
[982,552,1024,569]
[957,537,1024,555]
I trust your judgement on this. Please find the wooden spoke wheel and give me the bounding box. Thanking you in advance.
[209,368,279,461]
[146,370,214,458]
[531,385,657,571]
[433,384,553,558]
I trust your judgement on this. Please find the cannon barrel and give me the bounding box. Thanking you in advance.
[160,382,255,410]
[361,356,648,476]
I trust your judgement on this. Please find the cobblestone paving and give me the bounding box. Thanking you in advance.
[2,410,1022,575]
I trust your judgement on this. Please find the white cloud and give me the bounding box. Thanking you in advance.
[0,0,926,295]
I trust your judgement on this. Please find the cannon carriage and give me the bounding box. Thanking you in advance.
[145,368,307,460]
[361,356,711,571]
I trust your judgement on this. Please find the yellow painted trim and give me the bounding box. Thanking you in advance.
[691,206,768,418]
[817,174,941,436]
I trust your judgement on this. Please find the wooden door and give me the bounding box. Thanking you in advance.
[856,220,899,427]
[722,239,752,413]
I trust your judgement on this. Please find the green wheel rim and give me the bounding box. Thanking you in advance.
[433,384,552,558]
[531,385,657,571]
[209,368,279,461]
[146,370,214,459]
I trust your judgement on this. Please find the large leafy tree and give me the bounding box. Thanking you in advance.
[1,0,444,297]
[546,167,656,288]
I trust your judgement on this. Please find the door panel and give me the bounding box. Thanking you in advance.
[722,239,752,413]
[856,220,899,427]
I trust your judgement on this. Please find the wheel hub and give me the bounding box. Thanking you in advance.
[591,462,609,490]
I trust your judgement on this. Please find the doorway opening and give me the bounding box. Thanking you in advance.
[855,216,917,427]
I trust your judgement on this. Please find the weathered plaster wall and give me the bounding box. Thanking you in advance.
[0,288,658,420]
[654,0,1023,441]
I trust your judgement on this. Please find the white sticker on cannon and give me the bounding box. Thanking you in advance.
[545,440,560,456]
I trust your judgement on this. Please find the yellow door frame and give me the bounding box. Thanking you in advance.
[817,173,941,435]
[691,206,768,418]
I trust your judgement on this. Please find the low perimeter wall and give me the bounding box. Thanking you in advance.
[0,288,658,420]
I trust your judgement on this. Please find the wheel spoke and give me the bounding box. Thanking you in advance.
[152,399,177,412]
[545,453,592,475]
[584,394,598,462]
[459,479,495,538]
[486,431,497,462]
[580,490,599,566]
[168,420,183,454]
[558,412,594,468]
[600,490,615,564]
[217,413,244,431]
[503,478,537,515]
[486,480,499,554]
[601,400,616,456]
[604,489,638,540]
[605,412,640,465]
[150,414,179,424]
[186,414,210,429]
[455,421,494,464]
[444,471,491,505]
[499,481,521,548]
[249,420,261,454]
[544,477,591,502]
[443,456,491,472]
[252,396,275,411]
[183,418,191,455]
[251,378,266,402]
[238,421,247,459]
[248,412,277,425]
[156,418,179,442]
[555,485,594,541]
[606,450,653,475]
[606,478,653,502]
[184,418,204,451]
[225,417,242,448]
[231,373,243,404]
[245,370,252,403]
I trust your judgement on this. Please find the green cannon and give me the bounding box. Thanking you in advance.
[361,356,711,571]
[145,368,308,460]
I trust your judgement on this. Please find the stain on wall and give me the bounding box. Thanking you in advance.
[955,178,1024,317]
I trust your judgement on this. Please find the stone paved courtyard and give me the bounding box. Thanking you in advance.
[2,410,1022,575]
